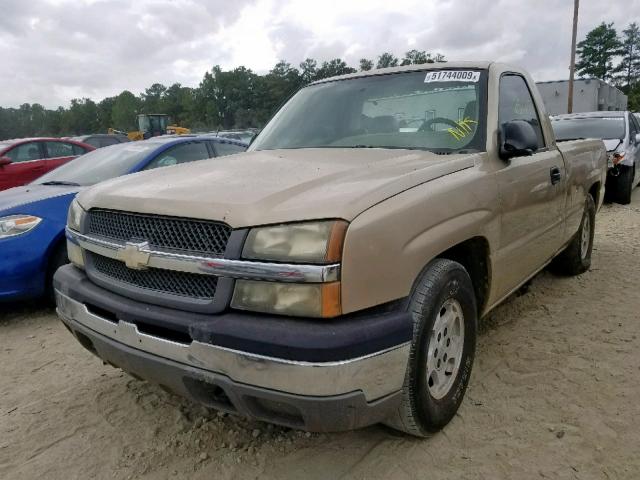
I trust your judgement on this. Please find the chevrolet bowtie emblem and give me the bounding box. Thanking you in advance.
[118,241,151,270]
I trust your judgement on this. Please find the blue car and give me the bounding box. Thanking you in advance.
[0,135,247,302]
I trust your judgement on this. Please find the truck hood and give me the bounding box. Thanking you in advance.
[78,148,478,227]
[0,184,81,214]
[603,139,623,152]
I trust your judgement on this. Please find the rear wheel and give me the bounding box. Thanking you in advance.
[385,259,477,437]
[551,194,595,276]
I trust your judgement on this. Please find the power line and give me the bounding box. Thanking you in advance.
[568,0,580,114]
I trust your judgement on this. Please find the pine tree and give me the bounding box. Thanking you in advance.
[359,58,373,71]
[401,49,428,65]
[616,22,640,89]
[576,22,622,81]
[376,52,399,69]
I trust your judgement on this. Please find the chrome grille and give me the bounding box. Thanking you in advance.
[87,209,231,256]
[90,253,217,300]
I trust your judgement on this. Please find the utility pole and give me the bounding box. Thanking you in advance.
[567,0,579,113]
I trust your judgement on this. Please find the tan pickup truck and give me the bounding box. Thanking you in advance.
[55,61,607,436]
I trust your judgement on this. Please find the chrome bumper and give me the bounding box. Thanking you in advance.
[55,290,410,401]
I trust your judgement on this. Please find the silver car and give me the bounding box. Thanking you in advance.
[552,111,640,204]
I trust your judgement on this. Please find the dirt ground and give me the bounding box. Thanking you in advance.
[1,191,640,480]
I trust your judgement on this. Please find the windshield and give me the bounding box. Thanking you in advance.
[250,70,486,153]
[551,117,626,141]
[139,115,168,134]
[33,142,157,186]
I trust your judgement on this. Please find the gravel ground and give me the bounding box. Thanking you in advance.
[1,190,639,480]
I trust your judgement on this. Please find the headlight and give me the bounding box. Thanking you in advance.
[0,215,42,239]
[242,220,348,263]
[231,280,341,318]
[67,199,85,231]
[612,152,625,165]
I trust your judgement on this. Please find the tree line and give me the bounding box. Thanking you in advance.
[3,20,639,143]
[576,21,640,109]
[0,50,444,140]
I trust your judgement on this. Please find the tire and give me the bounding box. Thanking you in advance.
[385,259,477,437]
[46,243,68,305]
[614,164,634,205]
[551,194,595,276]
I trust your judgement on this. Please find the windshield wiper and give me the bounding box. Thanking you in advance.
[40,181,81,186]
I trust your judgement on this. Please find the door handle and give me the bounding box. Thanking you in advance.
[550,166,562,185]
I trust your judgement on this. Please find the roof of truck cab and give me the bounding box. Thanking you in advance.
[310,61,495,85]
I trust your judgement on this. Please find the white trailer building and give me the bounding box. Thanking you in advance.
[536,79,627,115]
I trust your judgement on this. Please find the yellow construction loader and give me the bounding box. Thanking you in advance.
[109,114,190,141]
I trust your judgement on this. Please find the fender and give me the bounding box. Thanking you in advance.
[341,165,500,313]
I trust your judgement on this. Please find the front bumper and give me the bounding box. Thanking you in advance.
[54,267,412,431]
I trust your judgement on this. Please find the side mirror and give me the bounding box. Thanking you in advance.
[499,120,539,160]
[635,133,640,144]
[0,156,11,167]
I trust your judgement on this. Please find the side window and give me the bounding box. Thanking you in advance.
[99,137,119,148]
[45,141,76,158]
[83,137,101,148]
[144,142,210,170]
[72,144,89,155]
[5,142,42,162]
[214,142,246,157]
[499,75,545,149]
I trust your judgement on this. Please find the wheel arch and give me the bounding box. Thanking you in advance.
[588,181,601,207]
[434,236,491,316]
[44,230,67,275]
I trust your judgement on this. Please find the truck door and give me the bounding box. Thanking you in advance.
[493,74,566,296]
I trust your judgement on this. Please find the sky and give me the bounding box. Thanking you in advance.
[0,0,639,108]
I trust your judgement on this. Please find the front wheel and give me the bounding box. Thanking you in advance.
[385,259,477,437]
[614,164,634,205]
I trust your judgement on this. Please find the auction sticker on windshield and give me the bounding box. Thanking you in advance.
[424,71,481,83]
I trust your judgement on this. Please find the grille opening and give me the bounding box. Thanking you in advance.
[135,321,192,345]
[85,302,118,323]
[87,209,232,257]
[184,379,236,412]
[90,253,218,300]
[245,397,305,428]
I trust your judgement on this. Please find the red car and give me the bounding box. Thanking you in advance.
[0,138,95,191]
